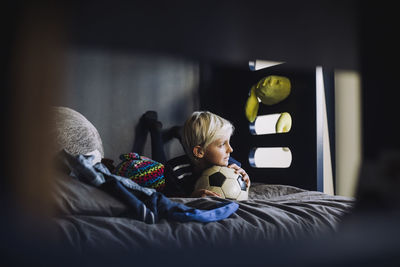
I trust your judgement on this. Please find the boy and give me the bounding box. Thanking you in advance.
[164,111,250,197]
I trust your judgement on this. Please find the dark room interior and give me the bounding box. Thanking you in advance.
[2,0,400,266]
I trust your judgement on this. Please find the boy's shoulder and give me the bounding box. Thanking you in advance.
[165,155,193,180]
[166,154,191,166]
[164,155,195,197]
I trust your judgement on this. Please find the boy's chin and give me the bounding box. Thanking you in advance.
[221,160,229,166]
[210,162,228,167]
[208,159,229,167]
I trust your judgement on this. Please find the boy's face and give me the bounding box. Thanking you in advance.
[203,133,233,166]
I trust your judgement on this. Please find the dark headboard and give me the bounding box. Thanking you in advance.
[199,62,330,191]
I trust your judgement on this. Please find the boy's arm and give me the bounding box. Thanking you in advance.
[227,163,251,188]
[228,156,250,187]
[190,188,221,197]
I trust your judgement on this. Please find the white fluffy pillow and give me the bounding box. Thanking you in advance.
[52,106,104,158]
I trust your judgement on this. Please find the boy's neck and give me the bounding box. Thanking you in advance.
[193,160,213,176]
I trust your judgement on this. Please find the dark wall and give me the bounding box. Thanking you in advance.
[360,1,400,160]
[57,50,199,162]
[66,0,358,70]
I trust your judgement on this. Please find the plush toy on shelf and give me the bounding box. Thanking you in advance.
[276,112,292,133]
[245,75,291,123]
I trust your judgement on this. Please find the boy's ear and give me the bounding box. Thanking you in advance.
[193,145,204,159]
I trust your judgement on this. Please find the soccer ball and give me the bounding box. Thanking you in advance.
[194,165,249,201]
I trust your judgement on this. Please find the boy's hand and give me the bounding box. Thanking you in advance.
[190,189,221,198]
[228,164,251,188]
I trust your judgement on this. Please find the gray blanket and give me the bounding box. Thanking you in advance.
[53,174,354,251]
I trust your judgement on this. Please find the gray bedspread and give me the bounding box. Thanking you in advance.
[53,174,354,252]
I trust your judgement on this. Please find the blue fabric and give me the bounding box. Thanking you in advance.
[63,151,155,196]
[61,150,238,224]
[228,157,241,167]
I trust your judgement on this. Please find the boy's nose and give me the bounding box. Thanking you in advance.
[227,144,233,153]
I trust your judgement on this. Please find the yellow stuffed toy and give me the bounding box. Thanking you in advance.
[275,112,292,133]
[245,75,291,123]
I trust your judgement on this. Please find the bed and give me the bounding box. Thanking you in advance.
[51,106,354,253]
[53,171,353,252]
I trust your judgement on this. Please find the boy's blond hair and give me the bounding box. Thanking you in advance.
[182,111,234,162]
